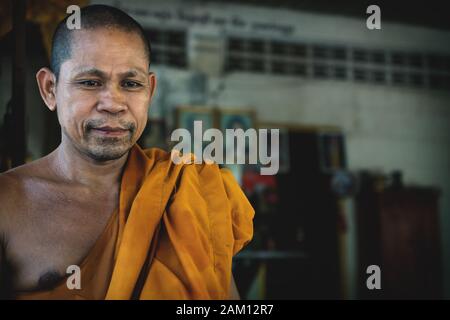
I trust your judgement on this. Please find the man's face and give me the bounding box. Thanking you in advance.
[55,28,155,161]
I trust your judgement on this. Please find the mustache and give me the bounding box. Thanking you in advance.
[85,119,136,133]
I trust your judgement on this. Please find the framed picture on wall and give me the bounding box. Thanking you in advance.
[258,123,290,174]
[219,109,256,159]
[219,109,256,184]
[174,106,218,152]
[219,109,255,133]
[317,131,346,172]
[175,106,216,133]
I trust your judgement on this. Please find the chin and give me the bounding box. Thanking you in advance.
[89,151,128,162]
[86,141,133,162]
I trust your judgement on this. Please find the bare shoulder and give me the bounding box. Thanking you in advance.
[0,169,23,204]
[0,172,18,251]
[0,160,45,231]
[0,161,44,293]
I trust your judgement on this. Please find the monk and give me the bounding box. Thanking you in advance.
[0,5,254,300]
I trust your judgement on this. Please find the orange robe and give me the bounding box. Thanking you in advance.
[16,145,254,300]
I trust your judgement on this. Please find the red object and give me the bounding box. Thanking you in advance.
[242,170,277,195]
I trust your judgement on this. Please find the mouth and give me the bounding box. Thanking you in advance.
[91,126,130,137]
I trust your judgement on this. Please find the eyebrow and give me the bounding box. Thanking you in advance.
[118,69,148,78]
[72,67,148,79]
[73,68,106,79]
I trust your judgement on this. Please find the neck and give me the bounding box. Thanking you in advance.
[50,138,129,189]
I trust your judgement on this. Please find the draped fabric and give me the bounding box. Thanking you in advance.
[16,145,254,300]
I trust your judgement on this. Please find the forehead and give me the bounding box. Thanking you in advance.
[62,28,148,76]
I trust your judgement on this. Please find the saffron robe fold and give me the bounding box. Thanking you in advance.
[16,144,255,300]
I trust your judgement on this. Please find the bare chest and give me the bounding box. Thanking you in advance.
[4,184,118,292]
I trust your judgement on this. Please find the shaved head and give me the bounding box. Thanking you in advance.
[51,4,151,81]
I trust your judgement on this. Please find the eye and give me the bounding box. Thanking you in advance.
[122,80,142,89]
[78,80,102,87]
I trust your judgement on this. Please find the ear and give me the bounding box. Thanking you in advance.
[36,67,57,111]
[147,72,157,102]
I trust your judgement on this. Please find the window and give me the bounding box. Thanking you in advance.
[313,46,327,59]
[313,64,328,78]
[146,28,187,68]
[271,41,289,55]
[332,47,347,61]
[409,73,424,87]
[292,63,307,76]
[372,70,386,84]
[291,44,307,58]
[392,72,406,85]
[272,61,288,75]
[248,58,265,73]
[392,52,406,66]
[353,49,368,63]
[354,68,368,81]
[224,36,450,91]
[371,51,386,64]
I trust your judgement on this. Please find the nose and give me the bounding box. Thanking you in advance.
[96,84,127,114]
